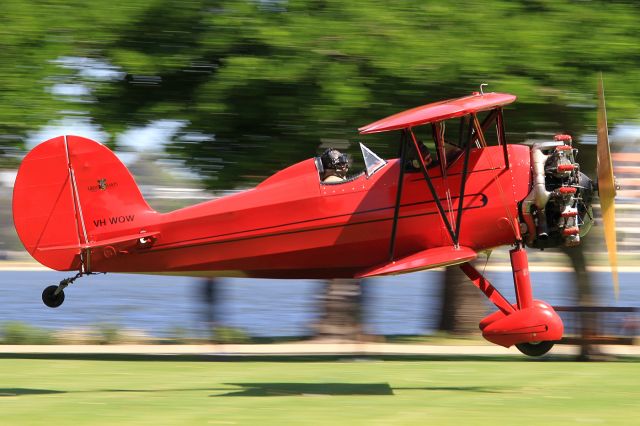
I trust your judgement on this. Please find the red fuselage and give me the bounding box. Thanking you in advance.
[90,145,531,278]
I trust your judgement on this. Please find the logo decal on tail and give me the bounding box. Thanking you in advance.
[88,178,118,192]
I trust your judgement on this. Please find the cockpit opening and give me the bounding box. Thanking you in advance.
[316,143,386,185]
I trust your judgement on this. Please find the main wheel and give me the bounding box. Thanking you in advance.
[42,285,65,308]
[516,341,555,357]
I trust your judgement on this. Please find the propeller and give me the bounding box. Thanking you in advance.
[596,74,619,297]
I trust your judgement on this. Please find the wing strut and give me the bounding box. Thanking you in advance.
[454,118,474,243]
[496,108,510,169]
[388,116,478,258]
[388,130,409,261]
[408,128,458,246]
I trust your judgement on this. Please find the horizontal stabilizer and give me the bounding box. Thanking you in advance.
[38,231,160,252]
[356,246,477,278]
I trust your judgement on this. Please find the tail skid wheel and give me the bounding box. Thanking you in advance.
[515,341,555,357]
[42,285,65,308]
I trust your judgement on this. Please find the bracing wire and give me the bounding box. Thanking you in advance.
[473,115,519,240]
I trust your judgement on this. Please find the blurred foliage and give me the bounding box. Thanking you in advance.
[162,326,192,344]
[212,325,251,343]
[93,322,123,344]
[1,321,55,344]
[0,188,19,250]
[2,0,640,187]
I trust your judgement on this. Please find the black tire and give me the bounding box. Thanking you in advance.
[42,285,65,308]
[515,341,555,357]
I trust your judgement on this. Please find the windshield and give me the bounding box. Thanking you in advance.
[360,143,386,177]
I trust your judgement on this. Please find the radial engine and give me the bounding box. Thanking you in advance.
[520,135,596,249]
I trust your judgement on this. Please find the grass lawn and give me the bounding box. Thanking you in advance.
[0,355,638,425]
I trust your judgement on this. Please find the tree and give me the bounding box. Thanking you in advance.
[314,279,365,341]
[437,266,485,335]
[0,0,160,162]
[5,1,640,177]
[67,0,640,188]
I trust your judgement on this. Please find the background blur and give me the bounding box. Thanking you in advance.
[1,0,639,345]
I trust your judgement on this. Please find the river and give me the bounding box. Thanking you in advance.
[0,270,637,337]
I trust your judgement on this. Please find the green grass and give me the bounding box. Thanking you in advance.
[0,355,638,425]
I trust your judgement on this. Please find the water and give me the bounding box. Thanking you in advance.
[0,270,637,337]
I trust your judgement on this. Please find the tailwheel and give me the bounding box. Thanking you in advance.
[515,341,555,357]
[42,285,65,308]
[41,272,83,308]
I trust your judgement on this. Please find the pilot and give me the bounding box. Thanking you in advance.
[407,141,433,171]
[321,148,350,183]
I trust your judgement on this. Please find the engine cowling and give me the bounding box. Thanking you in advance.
[520,136,595,249]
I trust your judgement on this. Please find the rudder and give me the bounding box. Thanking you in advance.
[13,135,157,271]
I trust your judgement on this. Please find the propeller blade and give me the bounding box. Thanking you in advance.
[596,74,619,298]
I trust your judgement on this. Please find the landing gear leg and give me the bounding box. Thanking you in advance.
[459,244,563,356]
[510,246,556,356]
[42,273,82,308]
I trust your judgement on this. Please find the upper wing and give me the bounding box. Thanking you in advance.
[358,92,516,134]
[355,246,477,278]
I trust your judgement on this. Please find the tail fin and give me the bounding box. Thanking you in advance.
[13,135,157,271]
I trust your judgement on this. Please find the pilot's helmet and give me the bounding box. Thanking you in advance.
[321,148,350,178]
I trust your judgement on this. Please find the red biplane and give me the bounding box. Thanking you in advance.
[13,81,618,356]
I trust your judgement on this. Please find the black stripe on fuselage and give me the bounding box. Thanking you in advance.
[144,193,488,254]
